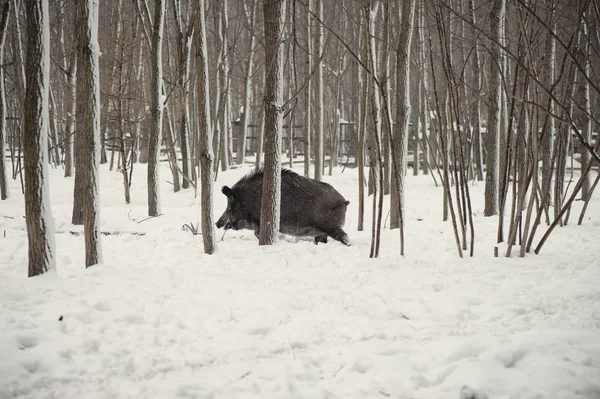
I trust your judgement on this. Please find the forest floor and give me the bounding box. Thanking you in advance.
[1,160,599,399]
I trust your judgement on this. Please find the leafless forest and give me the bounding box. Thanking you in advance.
[0,0,599,274]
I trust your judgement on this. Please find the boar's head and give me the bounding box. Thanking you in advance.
[215,186,256,232]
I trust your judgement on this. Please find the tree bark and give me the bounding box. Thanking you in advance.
[391,0,415,233]
[77,0,103,267]
[172,0,193,188]
[0,0,9,200]
[24,0,56,276]
[196,0,216,254]
[484,0,505,217]
[259,0,286,245]
[238,0,257,165]
[467,0,483,181]
[303,0,312,177]
[147,0,164,217]
[63,48,76,178]
[312,0,323,181]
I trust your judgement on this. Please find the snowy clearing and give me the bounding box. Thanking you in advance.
[1,162,599,399]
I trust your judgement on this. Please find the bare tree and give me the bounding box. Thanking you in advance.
[484,0,505,217]
[259,0,286,245]
[312,0,323,181]
[172,0,193,188]
[77,0,103,267]
[24,0,56,276]
[196,0,216,254]
[147,0,164,217]
[390,0,416,237]
[303,0,312,177]
[236,0,256,166]
[0,0,9,200]
[467,0,483,181]
[63,49,77,178]
[356,21,367,232]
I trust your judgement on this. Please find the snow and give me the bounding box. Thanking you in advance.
[1,160,599,398]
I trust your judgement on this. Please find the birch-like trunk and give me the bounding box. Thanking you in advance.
[381,0,392,191]
[24,0,56,276]
[391,0,415,232]
[77,0,103,267]
[147,0,164,217]
[196,0,216,254]
[579,14,591,199]
[259,0,286,245]
[484,0,505,217]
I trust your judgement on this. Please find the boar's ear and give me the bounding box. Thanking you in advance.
[222,186,234,199]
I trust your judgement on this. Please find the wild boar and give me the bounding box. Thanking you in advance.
[216,169,350,245]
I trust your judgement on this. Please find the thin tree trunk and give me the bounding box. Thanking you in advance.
[196,0,216,254]
[357,22,367,232]
[579,14,591,199]
[63,48,76,178]
[254,72,266,170]
[468,0,483,181]
[164,106,181,192]
[239,0,257,165]
[303,0,312,177]
[313,0,323,181]
[147,0,164,217]
[0,0,10,200]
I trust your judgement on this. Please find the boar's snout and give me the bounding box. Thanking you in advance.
[216,215,229,229]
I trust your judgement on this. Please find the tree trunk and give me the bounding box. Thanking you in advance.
[77,0,103,267]
[357,22,368,232]
[0,0,9,200]
[468,0,483,181]
[540,0,555,221]
[24,0,56,276]
[196,0,216,254]
[313,0,323,181]
[164,106,181,192]
[238,0,257,165]
[218,0,230,173]
[63,48,76,178]
[484,0,505,217]
[579,14,591,199]
[259,0,286,245]
[303,0,312,177]
[147,0,164,217]
[172,0,193,188]
[391,0,415,234]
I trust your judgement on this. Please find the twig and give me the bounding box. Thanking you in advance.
[137,214,163,224]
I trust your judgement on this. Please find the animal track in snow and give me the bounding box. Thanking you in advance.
[16,334,38,350]
[93,301,111,311]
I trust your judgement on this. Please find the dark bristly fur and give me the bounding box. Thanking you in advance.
[216,169,350,245]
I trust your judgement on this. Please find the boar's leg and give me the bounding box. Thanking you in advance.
[314,235,328,245]
[326,227,350,246]
[313,226,350,246]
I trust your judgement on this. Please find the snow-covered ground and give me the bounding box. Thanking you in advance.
[1,160,599,399]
